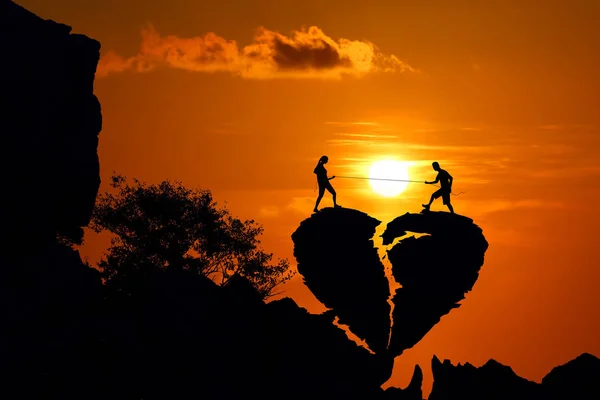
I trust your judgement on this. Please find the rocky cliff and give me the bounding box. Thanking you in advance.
[0,1,104,395]
[0,0,102,247]
[429,352,600,400]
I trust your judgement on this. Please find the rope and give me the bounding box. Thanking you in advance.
[334,175,466,196]
[336,176,423,183]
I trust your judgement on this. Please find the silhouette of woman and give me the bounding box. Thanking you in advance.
[313,155,341,212]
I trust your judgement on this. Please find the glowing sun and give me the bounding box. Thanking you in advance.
[368,160,410,197]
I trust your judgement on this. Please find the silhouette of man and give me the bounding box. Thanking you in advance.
[423,161,454,213]
[313,155,341,212]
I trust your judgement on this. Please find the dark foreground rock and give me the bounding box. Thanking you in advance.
[0,0,102,246]
[292,207,392,353]
[428,352,600,400]
[125,272,394,399]
[383,365,424,400]
[2,254,396,399]
[541,352,600,400]
[383,211,489,356]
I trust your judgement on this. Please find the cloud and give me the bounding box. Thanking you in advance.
[326,139,397,147]
[334,133,398,139]
[526,165,600,179]
[325,121,381,126]
[470,199,564,217]
[258,206,280,218]
[400,144,494,152]
[536,124,564,130]
[286,196,315,214]
[97,24,417,79]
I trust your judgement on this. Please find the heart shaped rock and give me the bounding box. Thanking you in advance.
[292,208,391,353]
[382,211,489,356]
[292,208,488,357]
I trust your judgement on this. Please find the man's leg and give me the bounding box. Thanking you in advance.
[443,192,454,213]
[423,190,440,209]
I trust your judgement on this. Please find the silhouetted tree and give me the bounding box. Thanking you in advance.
[56,226,85,247]
[90,174,294,299]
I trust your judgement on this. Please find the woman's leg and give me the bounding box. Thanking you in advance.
[314,186,325,212]
[326,184,340,207]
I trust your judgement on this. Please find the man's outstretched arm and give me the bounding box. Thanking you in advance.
[425,174,440,185]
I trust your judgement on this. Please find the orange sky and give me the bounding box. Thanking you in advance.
[19,0,600,395]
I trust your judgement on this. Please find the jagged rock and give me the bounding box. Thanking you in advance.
[383,211,488,356]
[0,242,106,398]
[3,258,394,398]
[291,207,392,354]
[1,1,103,396]
[429,355,539,399]
[428,353,600,400]
[0,0,102,246]
[124,269,394,399]
[541,352,600,400]
[383,365,424,400]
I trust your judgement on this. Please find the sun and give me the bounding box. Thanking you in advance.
[368,160,411,197]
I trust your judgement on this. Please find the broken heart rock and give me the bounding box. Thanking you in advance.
[382,211,488,356]
[291,208,488,357]
[291,208,391,354]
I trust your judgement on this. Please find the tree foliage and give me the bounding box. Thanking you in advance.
[90,174,295,299]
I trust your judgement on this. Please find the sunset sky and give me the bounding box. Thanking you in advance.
[19,0,600,395]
